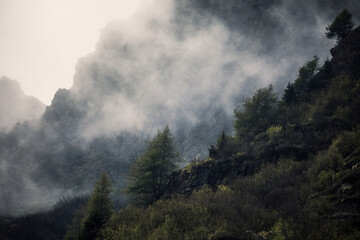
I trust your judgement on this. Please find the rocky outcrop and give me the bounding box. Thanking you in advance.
[330,26,360,77]
[165,156,248,197]
[165,123,321,197]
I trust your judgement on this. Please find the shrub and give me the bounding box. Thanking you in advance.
[266,125,283,141]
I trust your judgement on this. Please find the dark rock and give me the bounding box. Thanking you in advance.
[330,26,360,77]
[165,157,247,197]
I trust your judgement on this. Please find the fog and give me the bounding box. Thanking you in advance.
[0,76,45,133]
[1,0,359,215]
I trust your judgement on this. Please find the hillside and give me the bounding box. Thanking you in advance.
[168,25,360,195]
[0,1,360,239]
[3,0,359,216]
[3,22,358,240]
[88,25,360,240]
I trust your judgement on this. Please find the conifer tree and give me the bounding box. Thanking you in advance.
[234,85,278,143]
[326,9,354,43]
[283,82,296,104]
[80,172,113,240]
[127,126,181,206]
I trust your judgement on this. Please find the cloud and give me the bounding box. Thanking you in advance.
[0,76,45,133]
[71,0,313,139]
[1,0,360,216]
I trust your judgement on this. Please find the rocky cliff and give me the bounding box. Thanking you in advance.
[330,26,360,77]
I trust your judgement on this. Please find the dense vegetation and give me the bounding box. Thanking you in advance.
[1,8,360,240]
[66,173,113,240]
[64,13,360,240]
[127,126,182,206]
[0,196,87,240]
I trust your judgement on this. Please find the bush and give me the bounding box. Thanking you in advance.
[266,125,283,142]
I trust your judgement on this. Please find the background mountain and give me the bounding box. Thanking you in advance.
[0,76,45,133]
[1,0,360,216]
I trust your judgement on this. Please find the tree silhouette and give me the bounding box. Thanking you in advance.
[80,172,113,240]
[326,9,354,43]
[127,126,181,206]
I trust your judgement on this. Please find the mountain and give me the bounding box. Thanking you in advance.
[0,76,45,133]
[2,24,360,240]
[91,25,360,240]
[0,0,360,217]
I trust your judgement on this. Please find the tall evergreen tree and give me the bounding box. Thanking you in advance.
[326,9,354,43]
[283,82,296,105]
[80,172,113,240]
[127,126,181,206]
[234,85,278,144]
[294,56,319,96]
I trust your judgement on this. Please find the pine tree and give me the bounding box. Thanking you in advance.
[80,172,113,240]
[283,82,296,104]
[234,85,278,143]
[326,9,354,43]
[127,126,181,206]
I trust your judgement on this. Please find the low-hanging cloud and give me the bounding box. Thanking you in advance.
[71,0,321,139]
[1,0,360,216]
[0,76,45,133]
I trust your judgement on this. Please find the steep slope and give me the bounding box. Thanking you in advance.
[1,0,360,216]
[168,25,360,200]
[97,26,360,240]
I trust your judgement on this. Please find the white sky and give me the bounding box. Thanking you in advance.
[0,0,141,105]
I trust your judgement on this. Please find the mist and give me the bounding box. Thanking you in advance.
[1,0,360,216]
[0,76,45,133]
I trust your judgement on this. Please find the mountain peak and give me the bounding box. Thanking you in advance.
[0,76,45,133]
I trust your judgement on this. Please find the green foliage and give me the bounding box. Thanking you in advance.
[208,131,239,159]
[333,129,360,159]
[99,193,214,240]
[266,125,283,141]
[295,56,319,91]
[0,195,87,240]
[270,218,294,240]
[234,159,305,217]
[99,184,251,240]
[208,144,218,159]
[79,172,113,240]
[98,49,360,240]
[65,204,87,240]
[283,56,332,107]
[184,158,213,173]
[311,73,360,126]
[234,85,278,144]
[3,6,360,240]
[293,56,319,101]
[308,59,333,91]
[283,82,296,105]
[101,23,360,240]
[127,126,181,206]
[306,128,360,192]
[326,9,354,43]
[99,158,307,239]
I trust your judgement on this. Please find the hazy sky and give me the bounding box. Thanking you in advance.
[0,0,141,105]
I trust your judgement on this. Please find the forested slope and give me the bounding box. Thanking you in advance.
[1,3,360,240]
[92,25,360,240]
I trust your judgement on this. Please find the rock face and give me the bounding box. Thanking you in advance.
[166,157,244,196]
[165,126,312,196]
[330,26,360,77]
[0,77,45,133]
